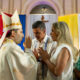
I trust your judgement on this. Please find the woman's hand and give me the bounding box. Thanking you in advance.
[38,47,50,63]
[23,36,32,48]
[33,49,39,59]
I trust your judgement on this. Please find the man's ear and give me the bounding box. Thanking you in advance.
[11,30,16,37]
[43,29,46,33]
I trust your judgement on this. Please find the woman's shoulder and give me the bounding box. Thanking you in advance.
[56,43,72,56]
[57,43,71,50]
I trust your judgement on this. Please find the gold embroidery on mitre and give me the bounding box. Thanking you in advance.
[3,22,6,28]
[11,22,22,26]
[3,22,22,28]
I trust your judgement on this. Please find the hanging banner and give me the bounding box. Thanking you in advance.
[58,14,79,49]
[0,15,3,38]
[78,14,80,49]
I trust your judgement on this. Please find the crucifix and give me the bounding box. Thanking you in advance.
[41,15,49,23]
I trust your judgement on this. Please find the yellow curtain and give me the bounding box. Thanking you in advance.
[58,14,79,49]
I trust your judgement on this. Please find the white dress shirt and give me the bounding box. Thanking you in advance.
[31,35,57,80]
[31,35,57,54]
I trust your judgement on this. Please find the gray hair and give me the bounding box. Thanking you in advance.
[32,21,46,30]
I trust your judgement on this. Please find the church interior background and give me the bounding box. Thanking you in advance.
[0,0,80,50]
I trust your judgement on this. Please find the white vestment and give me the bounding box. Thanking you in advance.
[0,38,37,80]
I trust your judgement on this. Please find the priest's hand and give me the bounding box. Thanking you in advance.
[23,36,32,48]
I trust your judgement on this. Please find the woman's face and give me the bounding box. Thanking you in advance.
[50,27,58,41]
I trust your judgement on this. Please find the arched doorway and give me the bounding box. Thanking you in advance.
[29,4,57,39]
[22,0,63,37]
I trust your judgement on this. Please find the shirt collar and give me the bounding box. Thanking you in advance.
[35,34,49,43]
[43,35,49,43]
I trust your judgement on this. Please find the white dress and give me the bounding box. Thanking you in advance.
[0,38,37,80]
[47,44,73,80]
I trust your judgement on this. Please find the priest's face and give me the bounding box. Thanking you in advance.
[14,28,24,44]
[33,27,46,42]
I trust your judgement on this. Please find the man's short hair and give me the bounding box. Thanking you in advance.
[32,21,46,30]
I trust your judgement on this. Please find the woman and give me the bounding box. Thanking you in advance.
[38,22,78,80]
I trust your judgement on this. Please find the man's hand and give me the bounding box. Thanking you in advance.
[23,36,32,48]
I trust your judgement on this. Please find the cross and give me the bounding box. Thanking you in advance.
[41,15,48,23]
